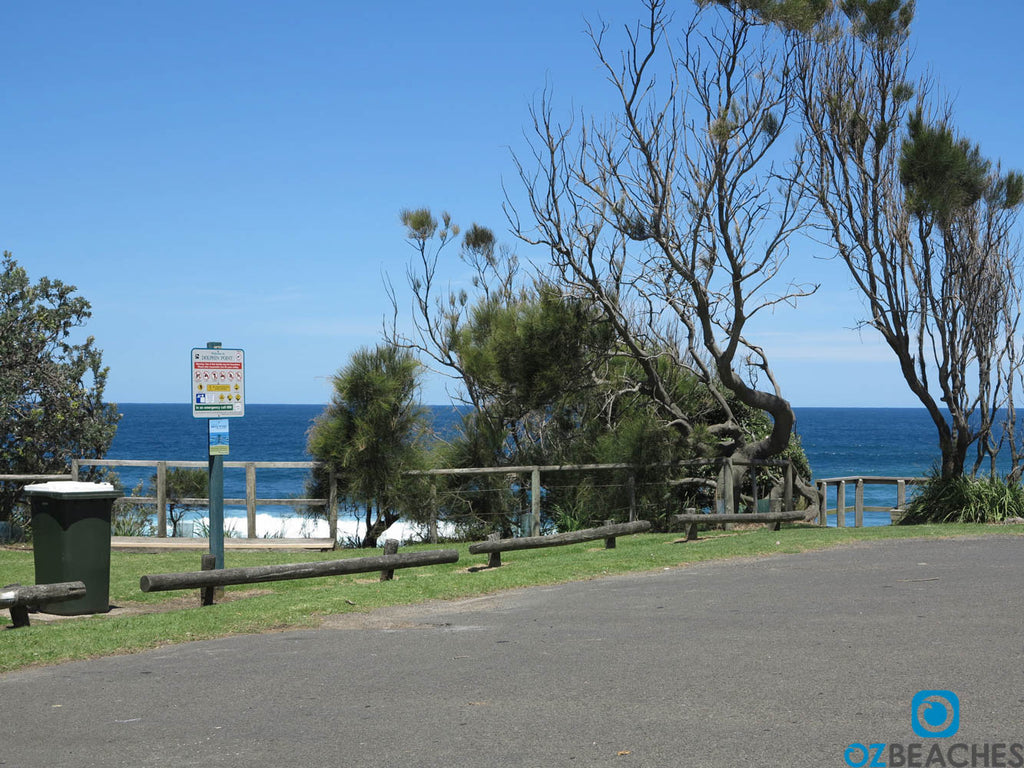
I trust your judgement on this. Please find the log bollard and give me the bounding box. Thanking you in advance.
[486,532,502,569]
[1,582,88,628]
[604,519,617,549]
[379,539,399,581]
[200,553,216,606]
[140,549,460,597]
[468,521,652,568]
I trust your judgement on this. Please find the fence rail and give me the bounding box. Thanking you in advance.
[816,476,927,527]
[0,474,74,482]
[71,459,339,540]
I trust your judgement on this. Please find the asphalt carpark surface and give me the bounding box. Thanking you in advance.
[2,536,1023,767]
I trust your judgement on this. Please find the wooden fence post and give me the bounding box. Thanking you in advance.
[380,539,399,581]
[628,472,637,522]
[854,479,864,528]
[429,485,439,544]
[722,459,735,515]
[328,468,338,542]
[750,461,759,513]
[245,463,257,539]
[530,467,541,537]
[156,461,168,538]
[784,461,793,512]
[837,480,847,528]
[818,481,828,526]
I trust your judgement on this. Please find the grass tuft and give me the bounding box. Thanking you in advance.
[900,473,1024,524]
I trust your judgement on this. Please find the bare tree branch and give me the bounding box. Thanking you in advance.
[508,0,819,511]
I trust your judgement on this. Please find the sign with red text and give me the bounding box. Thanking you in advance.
[191,348,245,418]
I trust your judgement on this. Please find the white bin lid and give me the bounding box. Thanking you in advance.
[22,481,121,499]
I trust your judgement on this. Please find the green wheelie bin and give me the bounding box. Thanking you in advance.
[22,481,122,615]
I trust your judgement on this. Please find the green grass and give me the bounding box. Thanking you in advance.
[2,523,1021,673]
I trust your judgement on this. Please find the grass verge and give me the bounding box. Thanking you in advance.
[2,523,1020,673]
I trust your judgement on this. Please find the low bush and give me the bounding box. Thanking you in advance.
[900,472,1024,524]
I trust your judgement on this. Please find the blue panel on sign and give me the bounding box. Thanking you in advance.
[208,419,230,455]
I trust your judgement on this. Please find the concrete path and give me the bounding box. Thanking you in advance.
[3,536,1023,767]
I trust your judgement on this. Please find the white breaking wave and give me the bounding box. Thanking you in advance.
[168,512,440,545]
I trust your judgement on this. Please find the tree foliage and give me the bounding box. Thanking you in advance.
[0,253,120,521]
[381,0,1023,537]
[453,283,613,415]
[151,468,208,537]
[306,344,431,547]
[795,0,1024,479]
[700,0,830,32]
[507,0,822,512]
[900,109,993,223]
[390,212,812,536]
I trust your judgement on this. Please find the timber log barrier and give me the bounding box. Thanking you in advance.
[468,520,652,568]
[1,582,87,628]
[139,548,459,604]
[672,511,806,541]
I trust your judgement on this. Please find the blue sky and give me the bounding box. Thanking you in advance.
[3,1,1021,407]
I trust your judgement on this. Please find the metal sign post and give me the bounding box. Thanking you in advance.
[208,433,225,569]
[207,417,228,569]
[191,343,245,569]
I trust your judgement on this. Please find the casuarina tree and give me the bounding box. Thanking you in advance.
[306,344,430,547]
[509,0,826,512]
[795,0,1023,479]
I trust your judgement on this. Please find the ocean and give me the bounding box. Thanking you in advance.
[102,404,952,535]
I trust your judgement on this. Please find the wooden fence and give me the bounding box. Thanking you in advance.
[71,459,339,540]
[816,476,927,527]
[411,457,796,538]
[5,456,798,542]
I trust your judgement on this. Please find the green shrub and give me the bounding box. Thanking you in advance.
[5,501,30,542]
[112,503,154,537]
[900,472,1024,524]
[111,482,155,537]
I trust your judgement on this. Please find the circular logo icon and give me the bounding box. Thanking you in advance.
[911,690,960,739]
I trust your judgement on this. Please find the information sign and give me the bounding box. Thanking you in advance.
[191,347,245,418]
[208,418,230,456]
